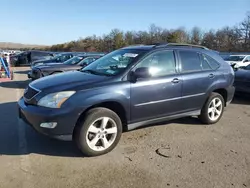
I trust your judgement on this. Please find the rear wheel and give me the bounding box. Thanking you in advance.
[199,92,225,124]
[74,107,122,157]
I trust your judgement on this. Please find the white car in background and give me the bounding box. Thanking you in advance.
[225,55,250,68]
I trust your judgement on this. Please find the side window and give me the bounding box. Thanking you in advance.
[179,51,202,72]
[246,56,250,61]
[61,55,70,61]
[202,54,220,70]
[34,52,43,57]
[200,54,212,70]
[135,50,176,77]
[80,58,95,65]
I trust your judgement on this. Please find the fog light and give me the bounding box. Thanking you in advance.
[40,122,57,129]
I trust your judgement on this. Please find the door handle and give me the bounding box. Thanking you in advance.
[208,74,215,78]
[172,78,180,84]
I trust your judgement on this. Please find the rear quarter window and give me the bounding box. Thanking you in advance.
[201,54,220,70]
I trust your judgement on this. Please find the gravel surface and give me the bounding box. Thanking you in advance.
[0,67,250,188]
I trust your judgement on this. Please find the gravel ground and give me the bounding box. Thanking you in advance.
[0,67,250,188]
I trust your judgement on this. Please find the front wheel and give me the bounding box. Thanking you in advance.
[74,107,122,157]
[199,92,225,124]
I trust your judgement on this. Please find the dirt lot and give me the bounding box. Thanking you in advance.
[0,67,250,188]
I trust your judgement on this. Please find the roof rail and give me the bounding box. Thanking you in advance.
[153,43,209,50]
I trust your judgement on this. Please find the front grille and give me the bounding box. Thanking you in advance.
[24,85,40,100]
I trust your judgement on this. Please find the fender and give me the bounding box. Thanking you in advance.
[65,82,131,121]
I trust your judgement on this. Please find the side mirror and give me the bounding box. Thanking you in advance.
[134,67,151,79]
[243,59,249,63]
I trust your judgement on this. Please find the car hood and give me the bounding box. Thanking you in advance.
[33,59,56,64]
[36,63,66,69]
[30,71,110,91]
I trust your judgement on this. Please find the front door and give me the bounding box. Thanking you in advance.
[130,50,182,123]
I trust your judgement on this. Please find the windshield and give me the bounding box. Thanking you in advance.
[52,54,69,62]
[78,56,99,66]
[63,56,84,65]
[81,49,146,76]
[225,55,246,61]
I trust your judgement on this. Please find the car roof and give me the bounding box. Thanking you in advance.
[230,54,250,56]
[57,52,105,55]
[58,52,86,55]
[121,43,210,51]
[122,45,156,50]
[76,54,103,57]
[122,43,225,63]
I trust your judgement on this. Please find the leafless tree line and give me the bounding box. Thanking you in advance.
[47,12,250,53]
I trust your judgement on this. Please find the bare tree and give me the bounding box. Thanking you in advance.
[47,12,250,53]
[190,27,202,45]
[237,12,250,51]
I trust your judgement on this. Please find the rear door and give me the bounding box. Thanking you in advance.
[177,50,217,112]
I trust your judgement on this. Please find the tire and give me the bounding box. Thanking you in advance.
[199,92,225,124]
[74,107,122,157]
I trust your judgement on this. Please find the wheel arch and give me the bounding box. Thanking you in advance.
[212,88,228,106]
[73,101,128,138]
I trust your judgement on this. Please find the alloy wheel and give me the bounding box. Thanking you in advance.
[86,117,118,151]
[208,97,223,121]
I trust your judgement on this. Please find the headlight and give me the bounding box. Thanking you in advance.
[37,91,75,108]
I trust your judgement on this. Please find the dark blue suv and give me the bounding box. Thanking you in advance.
[18,43,235,156]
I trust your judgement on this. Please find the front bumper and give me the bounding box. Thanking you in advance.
[18,97,83,140]
[27,72,32,79]
[27,70,41,80]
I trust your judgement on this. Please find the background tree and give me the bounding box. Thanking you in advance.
[45,12,250,53]
[190,27,202,45]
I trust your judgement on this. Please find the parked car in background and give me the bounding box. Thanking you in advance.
[10,50,55,67]
[30,52,85,68]
[28,55,103,80]
[19,43,235,156]
[224,54,250,68]
[234,64,250,94]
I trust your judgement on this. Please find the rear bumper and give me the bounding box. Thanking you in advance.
[226,85,235,106]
